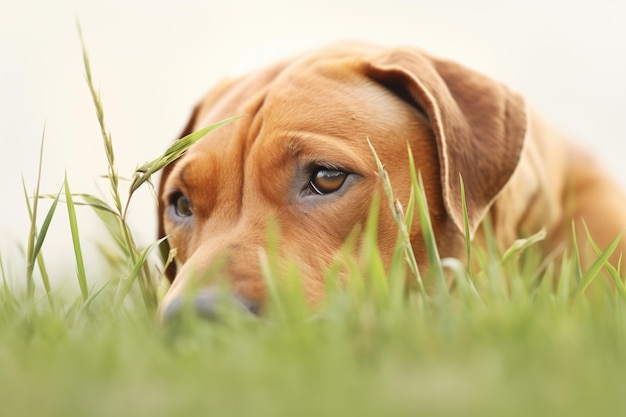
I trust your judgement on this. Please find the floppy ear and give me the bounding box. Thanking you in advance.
[363,48,527,238]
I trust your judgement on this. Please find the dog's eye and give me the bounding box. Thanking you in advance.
[310,169,347,195]
[171,193,193,217]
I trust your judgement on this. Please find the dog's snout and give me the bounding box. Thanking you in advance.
[162,287,260,323]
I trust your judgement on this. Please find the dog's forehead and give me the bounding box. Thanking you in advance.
[258,65,422,150]
[180,50,429,175]
[266,59,391,116]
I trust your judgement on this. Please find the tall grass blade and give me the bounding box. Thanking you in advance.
[581,221,626,299]
[22,179,55,307]
[78,23,122,215]
[113,237,168,311]
[555,250,572,302]
[418,177,448,298]
[362,194,389,303]
[597,259,626,301]
[0,255,9,296]
[24,126,47,299]
[407,149,447,299]
[64,175,89,301]
[78,26,159,310]
[480,214,506,299]
[574,232,622,299]
[0,255,18,311]
[36,256,55,305]
[367,139,425,295]
[259,219,286,321]
[32,188,62,265]
[570,222,584,287]
[576,221,626,299]
[459,175,472,268]
[32,188,62,305]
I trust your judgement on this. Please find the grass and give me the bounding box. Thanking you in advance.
[3,35,626,417]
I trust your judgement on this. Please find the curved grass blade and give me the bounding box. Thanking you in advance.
[113,236,168,311]
[31,188,62,305]
[441,257,482,305]
[501,228,547,264]
[80,193,128,256]
[574,232,622,299]
[79,281,111,314]
[32,188,62,264]
[129,115,245,196]
[579,220,626,300]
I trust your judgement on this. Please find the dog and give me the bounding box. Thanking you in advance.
[157,42,626,321]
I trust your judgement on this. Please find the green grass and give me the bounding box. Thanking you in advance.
[3,35,626,417]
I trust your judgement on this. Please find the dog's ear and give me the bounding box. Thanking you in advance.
[157,103,202,281]
[363,48,527,237]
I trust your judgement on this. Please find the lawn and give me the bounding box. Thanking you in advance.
[3,245,626,417]
[2,37,626,417]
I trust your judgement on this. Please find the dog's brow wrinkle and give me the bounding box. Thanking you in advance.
[179,164,191,189]
[286,131,340,152]
[286,135,305,156]
[284,131,367,175]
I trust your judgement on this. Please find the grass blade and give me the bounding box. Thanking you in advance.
[80,282,111,315]
[64,174,89,301]
[480,214,507,299]
[501,228,547,264]
[570,222,584,287]
[416,174,447,296]
[78,23,122,215]
[113,236,168,311]
[459,175,472,269]
[78,26,157,311]
[406,148,447,299]
[24,126,47,298]
[32,188,62,264]
[22,181,56,307]
[367,139,425,295]
[32,188,62,305]
[578,220,626,299]
[80,194,128,256]
[441,257,482,305]
[0,254,19,312]
[0,255,9,296]
[129,115,245,196]
[574,232,622,299]
[73,193,118,215]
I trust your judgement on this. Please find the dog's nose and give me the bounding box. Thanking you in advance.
[162,287,260,323]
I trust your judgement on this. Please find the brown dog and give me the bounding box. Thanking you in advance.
[157,42,626,320]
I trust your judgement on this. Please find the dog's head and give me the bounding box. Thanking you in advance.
[157,42,527,320]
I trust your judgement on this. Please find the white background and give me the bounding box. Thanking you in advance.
[1,0,625,290]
